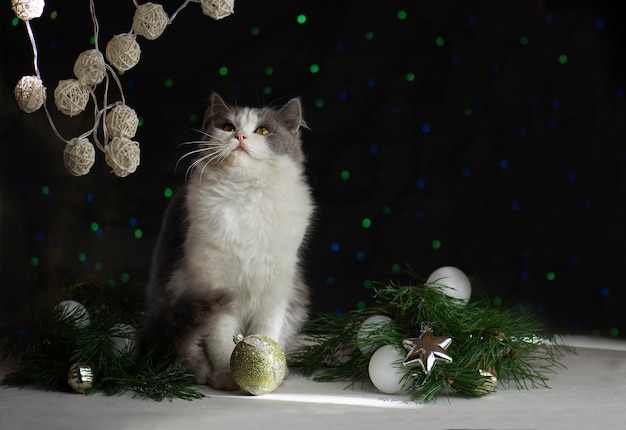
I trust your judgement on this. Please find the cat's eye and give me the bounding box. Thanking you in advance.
[255,126,270,136]
[221,123,235,132]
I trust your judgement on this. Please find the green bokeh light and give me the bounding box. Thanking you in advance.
[432,239,442,250]
[309,63,320,74]
[218,66,228,76]
[397,10,407,20]
[163,78,173,88]
[314,99,324,108]
[405,72,415,82]
[250,26,260,36]
[435,36,445,46]
[546,271,556,281]
[30,257,40,267]
[134,228,143,239]
[340,170,350,180]
[164,187,173,198]
[361,217,372,228]
[365,31,374,40]
[558,54,568,64]
[296,14,307,24]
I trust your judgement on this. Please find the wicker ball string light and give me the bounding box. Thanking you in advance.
[132,2,170,40]
[11,0,45,21]
[13,0,236,177]
[64,137,97,176]
[14,75,46,113]
[201,0,235,20]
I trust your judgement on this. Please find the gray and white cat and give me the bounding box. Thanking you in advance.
[138,93,314,390]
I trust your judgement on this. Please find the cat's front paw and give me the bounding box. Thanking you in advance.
[210,369,240,391]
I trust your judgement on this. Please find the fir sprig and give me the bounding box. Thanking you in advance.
[289,275,572,403]
[1,280,204,401]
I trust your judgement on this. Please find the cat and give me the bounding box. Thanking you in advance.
[137,93,314,390]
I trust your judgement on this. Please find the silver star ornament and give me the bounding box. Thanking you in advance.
[402,327,453,373]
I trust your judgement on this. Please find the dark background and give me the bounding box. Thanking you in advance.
[1,0,624,337]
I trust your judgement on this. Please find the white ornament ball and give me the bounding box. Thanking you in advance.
[73,49,106,87]
[106,33,141,72]
[357,315,392,354]
[133,2,169,40]
[109,323,136,355]
[368,345,412,394]
[14,75,46,113]
[54,79,89,117]
[56,300,90,328]
[105,137,140,177]
[105,104,139,138]
[63,137,95,176]
[426,266,472,305]
[201,0,234,20]
[11,0,45,21]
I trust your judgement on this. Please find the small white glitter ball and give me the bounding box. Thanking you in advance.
[133,2,169,40]
[54,79,89,117]
[105,33,141,72]
[426,266,472,305]
[11,0,45,21]
[368,345,412,394]
[73,49,106,87]
[200,0,234,20]
[14,75,46,113]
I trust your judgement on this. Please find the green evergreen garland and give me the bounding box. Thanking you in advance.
[0,280,204,401]
[288,271,572,403]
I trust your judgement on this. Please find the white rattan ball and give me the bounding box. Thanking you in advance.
[54,79,89,117]
[200,0,234,20]
[11,0,45,21]
[64,137,96,176]
[73,49,106,87]
[133,2,169,40]
[105,137,140,177]
[105,33,141,72]
[14,75,46,113]
[105,104,139,138]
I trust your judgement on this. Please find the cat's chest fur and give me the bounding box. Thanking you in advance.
[181,160,312,296]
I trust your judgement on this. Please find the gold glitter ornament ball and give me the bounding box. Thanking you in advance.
[14,75,46,113]
[230,334,286,395]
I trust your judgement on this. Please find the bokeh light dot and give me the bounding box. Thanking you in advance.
[30,257,40,267]
[361,218,372,229]
[493,296,503,306]
[218,66,228,76]
[365,31,374,40]
[405,72,415,82]
[391,263,401,273]
[435,36,445,46]
[520,36,529,46]
[263,86,272,95]
[78,252,87,263]
[164,187,173,198]
[90,222,99,232]
[309,63,320,74]
[50,10,58,19]
[610,328,619,337]
[340,170,350,180]
[250,26,260,36]
[134,228,143,239]
[188,113,198,123]
[546,271,556,281]
[363,279,373,289]
[163,78,173,88]
[326,276,335,286]
[432,239,442,250]
[90,36,95,45]
[356,300,367,310]
[330,242,340,252]
[600,287,610,297]
[296,14,307,24]
[121,272,131,283]
[356,252,365,261]
[12,17,20,26]
[314,99,324,108]
[95,262,103,271]
[264,66,274,76]
[558,54,568,64]
[397,10,407,20]
[382,205,391,215]
[129,217,138,227]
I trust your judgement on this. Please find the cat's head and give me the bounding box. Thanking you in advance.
[198,93,307,169]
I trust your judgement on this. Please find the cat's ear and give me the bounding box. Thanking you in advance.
[278,98,307,134]
[208,92,230,125]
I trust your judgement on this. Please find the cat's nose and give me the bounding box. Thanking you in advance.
[236,131,248,143]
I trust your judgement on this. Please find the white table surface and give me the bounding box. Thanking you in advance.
[1,335,625,430]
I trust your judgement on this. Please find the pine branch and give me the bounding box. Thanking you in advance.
[289,275,571,403]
